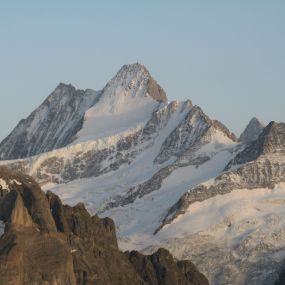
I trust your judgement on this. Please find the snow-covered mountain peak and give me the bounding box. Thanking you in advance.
[1,65,285,284]
[102,63,167,103]
[239,116,265,143]
[42,83,99,110]
[74,64,167,143]
[0,64,167,158]
[54,82,76,92]
[0,84,99,159]
[115,62,149,78]
[108,63,150,88]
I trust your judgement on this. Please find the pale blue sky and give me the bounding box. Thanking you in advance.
[0,1,284,140]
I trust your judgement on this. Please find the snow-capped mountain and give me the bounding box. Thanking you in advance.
[239,117,265,143]
[0,64,236,188]
[0,83,100,160]
[0,63,166,161]
[148,122,285,284]
[0,63,284,284]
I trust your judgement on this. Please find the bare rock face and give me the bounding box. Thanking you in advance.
[147,74,167,102]
[126,249,209,285]
[10,193,33,227]
[226,121,285,169]
[275,266,285,285]
[0,166,207,285]
[46,191,143,285]
[239,117,265,143]
[0,228,76,285]
[0,166,57,232]
[0,167,76,285]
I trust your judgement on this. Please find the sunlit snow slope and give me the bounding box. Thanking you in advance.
[0,63,285,285]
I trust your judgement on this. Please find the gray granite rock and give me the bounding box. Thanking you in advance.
[239,117,265,143]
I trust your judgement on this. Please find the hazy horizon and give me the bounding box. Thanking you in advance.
[0,1,284,140]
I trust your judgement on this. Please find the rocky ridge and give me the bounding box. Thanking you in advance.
[0,166,208,285]
[0,63,166,161]
[0,98,235,190]
[0,64,284,284]
[158,122,285,232]
[239,117,265,143]
[0,84,100,160]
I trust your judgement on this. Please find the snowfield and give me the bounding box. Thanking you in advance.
[1,63,284,284]
[44,158,285,284]
[151,183,285,285]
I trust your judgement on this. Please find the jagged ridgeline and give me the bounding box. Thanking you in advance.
[0,63,285,284]
[0,166,208,285]
[0,64,167,160]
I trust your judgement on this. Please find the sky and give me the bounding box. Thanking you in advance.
[0,1,284,140]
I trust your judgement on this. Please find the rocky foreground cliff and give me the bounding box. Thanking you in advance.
[0,166,208,285]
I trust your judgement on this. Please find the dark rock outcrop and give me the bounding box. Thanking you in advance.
[226,121,285,170]
[275,267,285,285]
[0,166,207,285]
[147,74,167,102]
[126,249,209,285]
[0,167,75,285]
[239,117,265,143]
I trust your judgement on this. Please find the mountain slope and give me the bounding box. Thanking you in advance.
[0,166,208,285]
[0,63,166,160]
[0,97,236,190]
[159,122,285,228]
[144,122,285,284]
[0,83,100,160]
[74,63,167,144]
[0,63,284,284]
[239,117,265,143]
